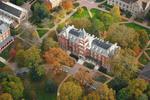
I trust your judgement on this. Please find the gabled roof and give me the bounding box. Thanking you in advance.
[0,1,22,18]
[120,0,138,3]
[92,39,112,50]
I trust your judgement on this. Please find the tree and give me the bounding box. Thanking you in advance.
[0,73,24,100]
[117,79,148,100]
[43,48,75,73]
[91,18,105,37]
[109,49,138,81]
[110,5,121,22]
[59,81,83,100]
[128,79,148,98]
[42,37,58,51]
[137,30,149,48]
[106,24,139,49]
[30,65,45,81]
[0,93,13,100]
[75,68,94,86]
[16,46,42,68]
[32,3,49,23]
[97,84,116,100]
[100,13,113,30]
[62,0,73,11]
[84,91,100,100]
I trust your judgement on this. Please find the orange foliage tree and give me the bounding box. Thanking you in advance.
[43,48,75,72]
[62,0,73,11]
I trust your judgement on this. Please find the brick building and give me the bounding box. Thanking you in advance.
[107,0,150,17]
[0,21,14,53]
[58,25,120,71]
[0,1,28,28]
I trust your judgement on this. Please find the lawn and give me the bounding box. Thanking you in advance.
[37,29,49,37]
[72,7,90,19]
[145,50,150,57]
[90,8,103,18]
[125,23,150,35]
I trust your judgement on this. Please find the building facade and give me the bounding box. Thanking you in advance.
[0,21,14,53]
[107,0,150,17]
[44,0,62,9]
[58,25,120,71]
[0,1,28,28]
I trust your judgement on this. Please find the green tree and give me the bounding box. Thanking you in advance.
[16,50,25,67]
[109,49,138,81]
[42,37,58,51]
[106,24,139,49]
[0,73,24,100]
[59,81,83,100]
[117,88,132,100]
[32,3,49,23]
[110,5,121,22]
[97,84,116,100]
[137,30,149,48]
[100,13,113,30]
[84,91,100,100]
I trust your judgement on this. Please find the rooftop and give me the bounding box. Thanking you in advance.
[0,1,22,18]
[92,39,112,50]
[121,0,138,3]
[0,22,9,34]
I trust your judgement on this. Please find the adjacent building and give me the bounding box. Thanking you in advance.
[0,21,14,53]
[0,1,28,28]
[107,0,150,17]
[44,0,62,9]
[58,25,120,71]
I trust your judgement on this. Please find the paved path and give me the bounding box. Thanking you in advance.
[0,57,10,66]
[41,6,80,40]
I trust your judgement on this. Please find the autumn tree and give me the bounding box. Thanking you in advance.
[75,68,94,86]
[62,0,74,11]
[59,81,83,100]
[0,73,24,99]
[84,91,100,100]
[97,84,116,100]
[0,93,13,100]
[43,48,75,73]
[110,5,121,22]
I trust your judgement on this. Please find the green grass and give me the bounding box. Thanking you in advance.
[139,54,149,65]
[145,50,150,57]
[125,23,150,35]
[90,8,102,18]
[72,7,90,18]
[37,29,49,37]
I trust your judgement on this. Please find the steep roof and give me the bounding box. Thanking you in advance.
[120,0,138,3]
[92,39,112,50]
[0,1,22,17]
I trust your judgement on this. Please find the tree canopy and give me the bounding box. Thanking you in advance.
[59,81,83,100]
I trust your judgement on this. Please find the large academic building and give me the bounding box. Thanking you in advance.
[0,21,14,53]
[58,25,120,71]
[0,1,28,28]
[107,0,150,17]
